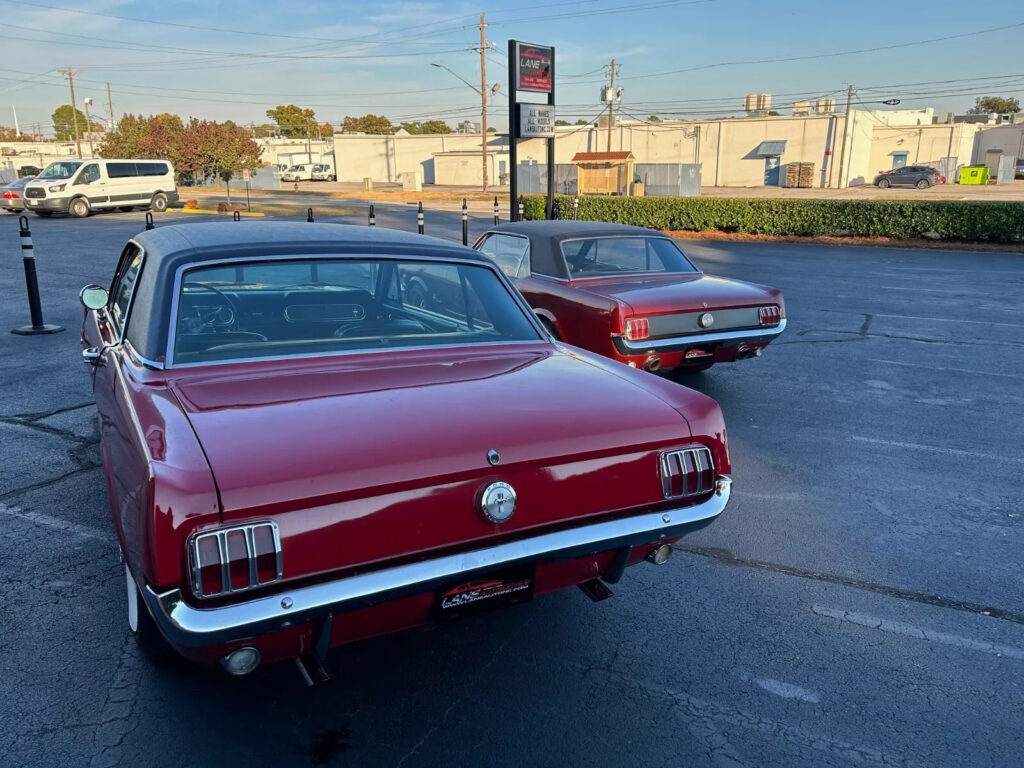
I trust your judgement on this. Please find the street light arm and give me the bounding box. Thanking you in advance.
[431,63,482,95]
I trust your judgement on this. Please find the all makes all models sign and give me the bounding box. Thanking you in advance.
[520,105,555,138]
[516,42,553,93]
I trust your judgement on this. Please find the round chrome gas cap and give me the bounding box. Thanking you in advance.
[479,482,517,524]
[698,312,715,328]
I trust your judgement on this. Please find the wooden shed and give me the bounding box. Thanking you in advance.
[572,151,635,196]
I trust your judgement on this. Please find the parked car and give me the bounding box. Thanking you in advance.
[873,166,943,189]
[78,222,732,678]
[1015,160,1024,180]
[2,176,33,212]
[23,158,178,217]
[281,163,315,182]
[18,165,41,177]
[473,221,785,374]
[311,164,336,181]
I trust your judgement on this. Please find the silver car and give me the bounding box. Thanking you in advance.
[2,176,33,212]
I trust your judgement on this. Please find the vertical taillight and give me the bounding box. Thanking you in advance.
[624,317,650,341]
[758,305,781,326]
[190,522,281,598]
[660,447,714,499]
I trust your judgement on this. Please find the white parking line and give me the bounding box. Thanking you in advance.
[870,312,1024,329]
[812,606,1024,661]
[0,502,107,541]
[735,491,802,501]
[850,436,1024,465]
[867,359,1024,380]
[741,674,821,703]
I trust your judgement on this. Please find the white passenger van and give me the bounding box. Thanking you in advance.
[22,158,178,218]
[281,163,315,182]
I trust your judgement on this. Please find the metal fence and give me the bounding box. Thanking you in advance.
[635,164,702,197]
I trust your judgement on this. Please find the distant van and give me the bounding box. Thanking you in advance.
[23,158,178,218]
[281,164,315,182]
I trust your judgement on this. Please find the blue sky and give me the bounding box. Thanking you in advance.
[1,0,1021,135]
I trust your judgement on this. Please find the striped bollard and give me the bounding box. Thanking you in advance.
[307,207,314,223]
[145,212,155,230]
[233,210,241,222]
[368,203,376,227]
[572,196,579,220]
[12,216,64,336]
[417,201,424,235]
[518,199,524,220]
[493,196,499,225]
[461,199,469,245]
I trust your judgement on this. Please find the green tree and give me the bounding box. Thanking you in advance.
[554,119,571,126]
[487,126,496,133]
[341,114,394,134]
[98,113,184,161]
[0,125,34,141]
[574,119,589,125]
[319,121,334,136]
[768,110,781,116]
[52,104,89,141]
[265,104,319,138]
[647,115,662,122]
[399,119,451,134]
[967,96,1021,114]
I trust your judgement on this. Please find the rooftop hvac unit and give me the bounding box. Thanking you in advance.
[744,93,771,112]
[814,98,835,114]
[793,100,811,116]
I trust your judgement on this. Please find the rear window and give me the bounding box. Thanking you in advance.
[171,258,540,365]
[560,237,698,278]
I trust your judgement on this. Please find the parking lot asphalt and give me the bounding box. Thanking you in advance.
[1,208,1022,768]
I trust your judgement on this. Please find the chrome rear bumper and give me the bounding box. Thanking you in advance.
[144,477,731,647]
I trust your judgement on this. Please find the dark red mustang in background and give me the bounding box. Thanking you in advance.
[475,221,785,374]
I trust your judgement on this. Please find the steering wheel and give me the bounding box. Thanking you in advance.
[180,282,242,333]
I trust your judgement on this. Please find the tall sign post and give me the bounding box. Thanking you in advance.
[508,40,555,221]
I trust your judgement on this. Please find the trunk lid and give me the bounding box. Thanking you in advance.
[169,345,692,579]
[577,274,775,316]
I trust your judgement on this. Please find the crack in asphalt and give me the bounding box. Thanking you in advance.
[675,546,1024,626]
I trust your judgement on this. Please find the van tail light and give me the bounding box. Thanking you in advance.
[758,305,781,326]
[190,522,282,598]
[624,317,650,341]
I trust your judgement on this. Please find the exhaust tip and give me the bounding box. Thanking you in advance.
[646,544,673,565]
[643,356,662,372]
[221,646,261,676]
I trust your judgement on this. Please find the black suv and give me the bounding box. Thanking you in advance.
[873,166,942,189]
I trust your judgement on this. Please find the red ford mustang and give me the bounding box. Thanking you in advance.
[79,222,732,681]
[474,221,786,374]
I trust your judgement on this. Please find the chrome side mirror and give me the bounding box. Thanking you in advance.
[80,285,108,311]
[82,347,104,366]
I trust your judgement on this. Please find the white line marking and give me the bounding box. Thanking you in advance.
[850,436,1024,465]
[867,358,1024,380]
[871,312,1024,329]
[812,606,1024,661]
[878,285,993,297]
[735,491,802,501]
[745,675,821,703]
[0,502,107,541]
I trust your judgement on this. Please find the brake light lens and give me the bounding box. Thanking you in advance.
[3,191,19,200]
[758,305,781,325]
[190,522,282,598]
[624,317,650,341]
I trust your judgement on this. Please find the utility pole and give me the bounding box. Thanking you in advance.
[106,82,115,130]
[477,13,489,193]
[836,84,854,189]
[605,59,618,152]
[59,68,82,156]
[306,127,312,164]
[83,97,94,156]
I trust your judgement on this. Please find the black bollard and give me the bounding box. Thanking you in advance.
[307,207,314,223]
[368,203,376,227]
[12,216,64,336]
[461,199,469,246]
[493,196,499,225]
[417,201,424,235]
[145,212,154,230]
[233,210,241,222]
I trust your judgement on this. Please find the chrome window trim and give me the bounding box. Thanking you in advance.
[558,234,701,280]
[615,318,787,352]
[147,477,731,647]
[165,252,547,369]
[123,339,165,370]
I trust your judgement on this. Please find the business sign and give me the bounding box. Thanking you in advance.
[242,169,250,182]
[515,42,553,93]
[520,104,555,138]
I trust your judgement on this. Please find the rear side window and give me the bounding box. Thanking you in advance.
[477,234,529,278]
[138,162,169,176]
[106,162,137,178]
[561,237,698,278]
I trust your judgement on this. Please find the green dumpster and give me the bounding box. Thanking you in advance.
[959,166,989,185]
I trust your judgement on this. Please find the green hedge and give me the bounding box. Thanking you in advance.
[519,195,1024,243]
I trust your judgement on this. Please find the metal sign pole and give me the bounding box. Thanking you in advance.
[507,39,518,223]
[546,47,556,221]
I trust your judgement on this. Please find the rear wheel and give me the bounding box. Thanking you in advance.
[124,563,174,662]
[877,178,891,189]
[150,193,168,213]
[916,179,930,189]
[68,197,90,218]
